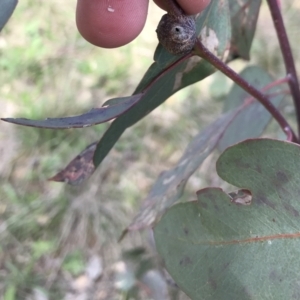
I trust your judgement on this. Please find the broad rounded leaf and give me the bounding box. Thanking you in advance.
[155,139,300,300]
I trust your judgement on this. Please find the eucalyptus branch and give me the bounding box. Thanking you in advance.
[194,39,298,143]
[267,0,300,136]
[143,52,193,93]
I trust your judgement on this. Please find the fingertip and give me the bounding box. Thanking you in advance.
[76,0,149,48]
[153,0,211,15]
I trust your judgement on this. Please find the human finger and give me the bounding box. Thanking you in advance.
[76,0,149,48]
[153,0,211,15]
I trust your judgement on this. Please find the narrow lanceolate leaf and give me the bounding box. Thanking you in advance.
[217,66,284,152]
[2,95,142,129]
[155,139,300,300]
[93,0,232,168]
[124,108,239,233]
[0,0,17,31]
[49,0,237,187]
[49,142,96,185]
[228,0,261,60]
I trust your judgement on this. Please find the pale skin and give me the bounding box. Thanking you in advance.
[76,0,211,48]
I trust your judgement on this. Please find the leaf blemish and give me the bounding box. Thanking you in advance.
[255,193,276,209]
[179,256,192,266]
[173,56,201,91]
[209,277,217,290]
[269,270,283,282]
[200,26,219,55]
[275,171,290,184]
[283,203,299,217]
[200,202,208,209]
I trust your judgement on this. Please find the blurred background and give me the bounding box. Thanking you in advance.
[0,0,300,299]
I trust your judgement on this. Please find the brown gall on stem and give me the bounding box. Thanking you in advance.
[156,13,197,55]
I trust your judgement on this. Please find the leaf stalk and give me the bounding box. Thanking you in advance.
[266,0,300,136]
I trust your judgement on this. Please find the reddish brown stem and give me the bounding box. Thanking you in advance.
[267,0,300,136]
[194,39,298,143]
[243,77,289,104]
[164,0,183,15]
[262,77,289,92]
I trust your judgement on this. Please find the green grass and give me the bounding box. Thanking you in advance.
[0,0,299,299]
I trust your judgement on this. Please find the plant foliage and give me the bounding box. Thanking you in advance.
[2,0,300,299]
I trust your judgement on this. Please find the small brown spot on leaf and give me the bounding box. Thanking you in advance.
[276,171,289,184]
[179,256,192,266]
[256,194,276,209]
[200,202,208,209]
[220,262,230,273]
[209,278,217,290]
[242,287,253,297]
[283,203,299,217]
[235,157,251,170]
[254,165,262,173]
[269,270,282,282]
